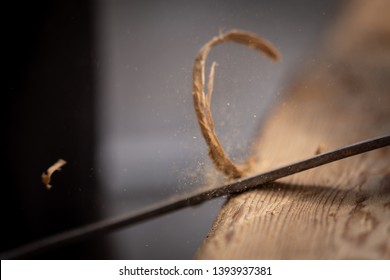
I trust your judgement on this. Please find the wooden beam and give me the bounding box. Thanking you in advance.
[195,0,390,259]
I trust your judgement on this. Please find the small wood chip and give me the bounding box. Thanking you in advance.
[41,159,67,190]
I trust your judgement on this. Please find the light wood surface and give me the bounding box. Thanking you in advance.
[195,0,390,259]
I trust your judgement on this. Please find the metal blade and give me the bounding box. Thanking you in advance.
[2,134,389,259]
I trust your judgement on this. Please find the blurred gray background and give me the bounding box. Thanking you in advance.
[96,0,340,258]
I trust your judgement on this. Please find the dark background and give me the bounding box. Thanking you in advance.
[1,0,340,259]
[2,0,107,258]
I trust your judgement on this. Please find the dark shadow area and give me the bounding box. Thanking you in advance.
[1,0,109,258]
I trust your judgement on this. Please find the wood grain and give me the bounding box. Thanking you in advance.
[195,0,390,259]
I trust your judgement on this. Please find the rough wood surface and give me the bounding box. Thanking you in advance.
[195,0,390,259]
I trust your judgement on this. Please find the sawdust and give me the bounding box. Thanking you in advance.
[192,29,280,179]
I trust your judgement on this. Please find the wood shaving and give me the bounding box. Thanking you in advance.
[192,29,280,179]
[41,159,67,190]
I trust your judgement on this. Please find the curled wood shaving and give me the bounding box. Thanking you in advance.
[192,29,280,179]
[41,159,67,190]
